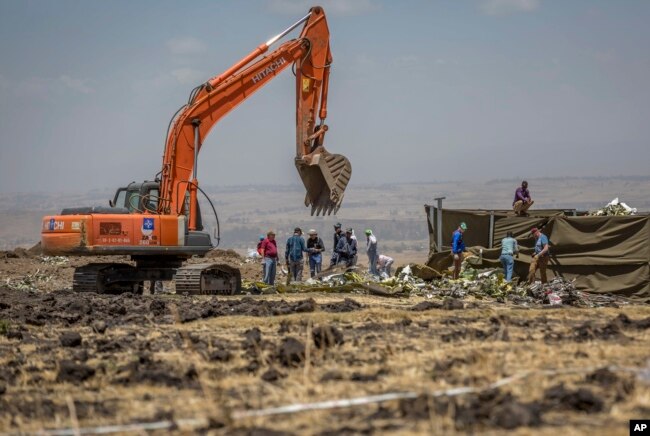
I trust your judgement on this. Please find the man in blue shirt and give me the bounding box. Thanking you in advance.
[528,227,550,284]
[285,227,308,283]
[451,222,468,279]
[499,231,519,282]
[330,223,344,267]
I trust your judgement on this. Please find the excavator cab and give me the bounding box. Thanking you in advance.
[110,182,159,213]
[110,181,203,231]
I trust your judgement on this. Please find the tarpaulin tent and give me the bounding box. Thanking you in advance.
[424,206,650,301]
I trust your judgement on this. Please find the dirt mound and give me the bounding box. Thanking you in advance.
[113,353,200,388]
[27,242,42,256]
[1,242,42,259]
[312,325,344,349]
[261,367,286,382]
[3,248,29,259]
[399,389,543,430]
[320,298,362,312]
[409,298,465,311]
[0,288,368,328]
[277,337,305,367]
[206,248,244,262]
[56,360,95,383]
[543,383,604,413]
[456,389,543,430]
[59,331,82,347]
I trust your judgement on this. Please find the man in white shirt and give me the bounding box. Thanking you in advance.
[377,254,394,277]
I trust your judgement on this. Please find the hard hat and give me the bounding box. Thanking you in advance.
[364,229,372,235]
[460,222,468,230]
[308,229,317,235]
[259,234,265,241]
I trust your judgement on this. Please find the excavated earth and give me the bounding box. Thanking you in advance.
[1,247,650,434]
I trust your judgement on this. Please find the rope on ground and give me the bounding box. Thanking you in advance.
[32,365,645,435]
[233,364,643,418]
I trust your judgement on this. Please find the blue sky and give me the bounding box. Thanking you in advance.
[1,0,649,193]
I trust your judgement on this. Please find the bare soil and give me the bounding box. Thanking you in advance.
[1,248,649,434]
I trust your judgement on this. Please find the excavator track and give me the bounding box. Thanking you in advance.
[73,263,142,294]
[175,263,242,295]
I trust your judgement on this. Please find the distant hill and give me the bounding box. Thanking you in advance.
[1,177,648,251]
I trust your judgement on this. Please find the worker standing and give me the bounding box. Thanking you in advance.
[285,227,308,282]
[365,229,379,275]
[306,229,325,278]
[499,231,519,282]
[334,228,353,266]
[256,234,266,279]
[528,227,550,284]
[451,222,468,279]
[259,231,278,285]
[513,181,534,216]
[377,254,394,277]
[350,230,358,266]
[330,223,343,267]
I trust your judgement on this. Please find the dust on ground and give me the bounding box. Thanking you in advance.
[1,247,649,434]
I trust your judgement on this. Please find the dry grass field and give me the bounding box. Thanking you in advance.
[1,178,649,434]
[1,248,649,434]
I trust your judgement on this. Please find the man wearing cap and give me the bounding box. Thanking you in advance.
[259,231,278,285]
[306,229,325,278]
[349,230,359,266]
[330,223,344,267]
[528,227,550,284]
[285,227,308,282]
[335,228,356,267]
[513,181,534,216]
[256,234,266,278]
[365,229,379,276]
[348,229,358,267]
[499,231,519,282]
[451,222,468,279]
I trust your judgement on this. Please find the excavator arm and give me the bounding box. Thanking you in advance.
[158,6,351,227]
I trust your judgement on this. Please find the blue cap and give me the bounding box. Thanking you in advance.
[259,234,265,240]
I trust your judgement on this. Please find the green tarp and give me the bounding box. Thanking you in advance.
[425,206,650,301]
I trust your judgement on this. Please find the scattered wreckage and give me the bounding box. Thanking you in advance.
[589,198,637,216]
[241,260,628,308]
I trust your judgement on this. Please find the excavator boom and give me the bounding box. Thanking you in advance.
[159,6,351,220]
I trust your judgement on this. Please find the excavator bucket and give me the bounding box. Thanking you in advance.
[295,151,352,216]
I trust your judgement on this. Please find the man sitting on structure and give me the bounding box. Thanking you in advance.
[513,180,534,216]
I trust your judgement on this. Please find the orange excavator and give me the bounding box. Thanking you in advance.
[40,6,351,294]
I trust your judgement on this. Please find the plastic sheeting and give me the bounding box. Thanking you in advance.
[425,207,650,301]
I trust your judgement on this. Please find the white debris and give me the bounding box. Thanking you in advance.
[246,248,261,259]
[592,198,637,216]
